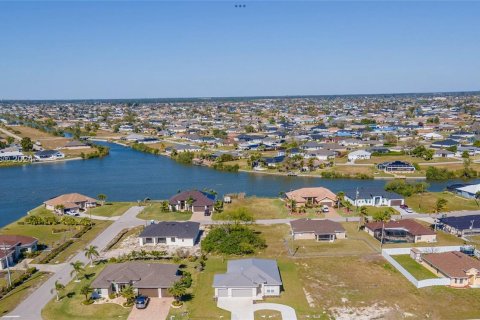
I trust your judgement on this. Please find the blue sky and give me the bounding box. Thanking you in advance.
[0,1,479,99]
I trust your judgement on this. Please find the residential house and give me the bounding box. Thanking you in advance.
[0,235,38,270]
[439,215,480,236]
[285,187,337,207]
[377,161,415,173]
[44,193,97,214]
[433,149,455,158]
[91,262,180,298]
[169,190,215,215]
[138,221,200,247]
[451,184,480,200]
[290,219,346,242]
[62,140,90,149]
[431,139,459,149]
[213,258,282,299]
[0,150,32,162]
[344,188,404,207]
[422,251,480,288]
[347,150,372,161]
[34,150,65,161]
[364,219,436,243]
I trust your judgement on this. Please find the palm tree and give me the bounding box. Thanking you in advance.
[51,280,65,301]
[80,285,92,302]
[357,206,368,231]
[433,198,448,231]
[378,209,393,248]
[168,281,186,304]
[475,191,480,207]
[97,194,107,206]
[336,192,345,209]
[120,285,136,305]
[186,196,195,212]
[84,245,99,267]
[288,199,297,214]
[70,260,85,281]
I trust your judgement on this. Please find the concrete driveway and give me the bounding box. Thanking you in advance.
[217,298,297,320]
[128,297,173,320]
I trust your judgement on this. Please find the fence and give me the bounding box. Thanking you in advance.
[382,246,461,288]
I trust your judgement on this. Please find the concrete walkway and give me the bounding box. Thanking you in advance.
[4,206,145,320]
[217,298,297,320]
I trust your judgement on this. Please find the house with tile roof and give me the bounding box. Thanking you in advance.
[169,190,215,215]
[290,219,346,242]
[365,219,436,243]
[285,187,337,208]
[44,193,97,215]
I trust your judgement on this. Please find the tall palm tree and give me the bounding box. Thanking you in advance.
[168,281,186,304]
[336,192,345,209]
[70,260,85,281]
[51,280,65,301]
[54,204,65,215]
[97,194,107,206]
[433,198,447,231]
[84,245,99,267]
[80,285,92,302]
[357,206,368,231]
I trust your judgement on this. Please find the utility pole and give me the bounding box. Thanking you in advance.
[2,243,12,287]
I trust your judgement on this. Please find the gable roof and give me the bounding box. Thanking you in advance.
[423,251,480,278]
[213,258,282,288]
[169,190,215,206]
[139,221,200,239]
[290,219,345,235]
[344,188,403,200]
[0,235,38,247]
[365,219,435,236]
[91,262,180,289]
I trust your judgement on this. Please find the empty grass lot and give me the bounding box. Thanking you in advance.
[392,255,438,280]
[42,262,131,320]
[218,197,290,220]
[405,191,480,213]
[88,202,135,217]
[0,272,50,316]
[136,203,192,221]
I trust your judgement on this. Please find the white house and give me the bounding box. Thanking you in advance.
[138,221,201,247]
[344,188,404,207]
[213,259,282,300]
[347,150,372,162]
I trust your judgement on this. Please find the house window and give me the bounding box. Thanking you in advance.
[171,237,176,242]
[145,237,153,244]
[266,287,275,294]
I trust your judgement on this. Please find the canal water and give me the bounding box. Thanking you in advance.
[0,142,476,227]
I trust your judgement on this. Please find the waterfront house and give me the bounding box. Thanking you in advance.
[439,215,480,236]
[431,139,459,149]
[422,251,480,288]
[34,150,65,161]
[44,193,97,214]
[213,258,282,300]
[364,219,436,243]
[451,184,480,200]
[0,150,32,162]
[285,187,337,208]
[62,140,90,149]
[169,190,215,215]
[91,262,180,298]
[347,150,372,161]
[290,219,346,242]
[0,235,38,270]
[377,160,415,173]
[138,221,200,247]
[344,188,404,207]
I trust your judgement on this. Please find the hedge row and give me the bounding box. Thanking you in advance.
[38,240,74,264]
[0,267,38,299]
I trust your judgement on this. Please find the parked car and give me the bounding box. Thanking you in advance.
[400,204,408,209]
[405,208,413,213]
[135,296,149,309]
[322,205,329,213]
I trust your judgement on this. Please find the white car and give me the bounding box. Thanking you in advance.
[405,208,413,213]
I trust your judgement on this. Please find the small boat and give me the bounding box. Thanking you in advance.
[287,171,297,176]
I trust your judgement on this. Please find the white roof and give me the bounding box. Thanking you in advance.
[0,151,25,157]
[349,150,371,156]
[457,184,480,195]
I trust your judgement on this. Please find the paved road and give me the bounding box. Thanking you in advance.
[4,206,145,320]
[0,127,21,141]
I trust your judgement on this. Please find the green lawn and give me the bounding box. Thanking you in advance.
[42,262,131,320]
[136,203,192,221]
[215,197,290,220]
[392,255,438,280]
[0,272,50,316]
[88,202,135,217]
[406,191,480,213]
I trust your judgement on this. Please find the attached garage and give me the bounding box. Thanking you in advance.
[160,288,172,297]
[217,288,228,298]
[138,288,159,297]
[390,199,403,206]
[231,288,253,298]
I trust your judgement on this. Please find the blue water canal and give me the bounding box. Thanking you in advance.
[0,142,476,227]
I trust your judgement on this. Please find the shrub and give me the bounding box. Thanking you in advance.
[385,180,429,197]
[201,225,266,255]
[38,240,74,264]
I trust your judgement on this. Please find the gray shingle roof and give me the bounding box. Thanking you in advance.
[139,221,200,239]
[213,258,282,288]
[91,262,180,289]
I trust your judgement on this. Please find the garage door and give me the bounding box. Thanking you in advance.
[160,288,172,297]
[217,288,228,297]
[390,200,403,206]
[231,289,253,297]
[138,288,159,297]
